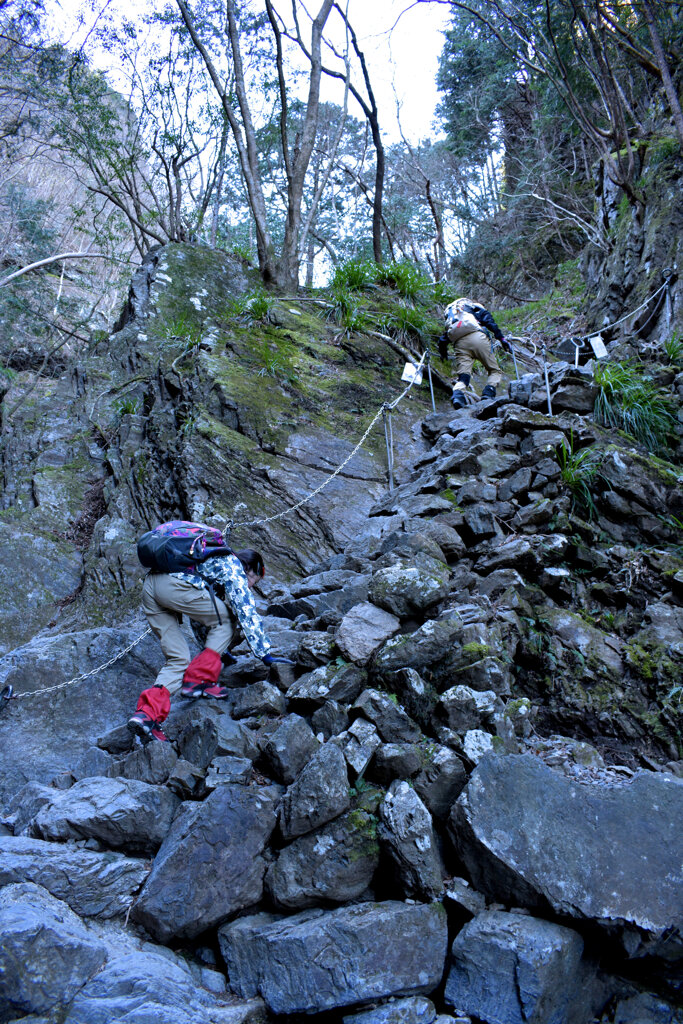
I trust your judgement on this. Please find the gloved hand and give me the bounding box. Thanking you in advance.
[501,337,513,353]
[437,333,449,360]
[262,653,295,666]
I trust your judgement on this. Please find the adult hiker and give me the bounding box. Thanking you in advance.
[438,297,512,408]
[129,527,290,742]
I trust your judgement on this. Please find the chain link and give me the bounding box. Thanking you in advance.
[228,352,427,532]
[7,627,152,701]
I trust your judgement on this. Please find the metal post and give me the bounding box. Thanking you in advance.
[425,351,436,412]
[510,342,520,381]
[383,407,394,491]
[541,344,553,416]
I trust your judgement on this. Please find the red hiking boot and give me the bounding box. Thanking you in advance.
[180,679,230,699]
[127,710,168,742]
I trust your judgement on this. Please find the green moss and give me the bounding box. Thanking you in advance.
[462,641,489,659]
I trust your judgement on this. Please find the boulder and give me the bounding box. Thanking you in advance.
[337,718,382,777]
[336,603,401,665]
[413,745,467,820]
[218,900,448,1014]
[30,777,179,854]
[205,755,253,787]
[312,700,350,740]
[352,688,422,743]
[444,910,604,1024]
[371,743,424,786]
[379,781,444,900]
[287,662,367,707]
[436,687,501,734]
[0,882,106,1018]
[131,784,279,942]
[231,681,287,719]
[265,808,379,909]
[279,742,350,839]
[450,753,683,956]
[65,947,267,1024]
[0,836,149,918]
[373,618,464,681]
[369,562,450,620]
[177,707,258,767]
[114,740,178,784]
[262,714,320,784]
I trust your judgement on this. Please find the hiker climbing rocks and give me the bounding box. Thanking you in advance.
[438,297,512,408]
[128,521,291,743]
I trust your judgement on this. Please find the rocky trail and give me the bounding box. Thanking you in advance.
[0,244,682,1024]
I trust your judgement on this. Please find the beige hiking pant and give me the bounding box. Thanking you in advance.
[141,574,235,695]
[453,330,502,387]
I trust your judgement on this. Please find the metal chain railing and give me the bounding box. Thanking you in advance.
[1,627,152,705]
[224,351,427,536]
[584,276,672,340]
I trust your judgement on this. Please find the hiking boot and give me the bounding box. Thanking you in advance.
[128,710,167,742]
[451,389,467,409]
[128,709,154,740]
[180,679,230,699]
[481,384,497,401]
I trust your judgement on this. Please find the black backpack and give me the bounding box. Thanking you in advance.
[137,521,232,574]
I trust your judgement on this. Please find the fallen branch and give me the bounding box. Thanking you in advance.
[0,252,124,288]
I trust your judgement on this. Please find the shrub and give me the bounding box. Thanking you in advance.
[556,439,606,519]
[331,258,377,292]
[376,261,428,303]
[593,360,676,453]
[664,332,683,367]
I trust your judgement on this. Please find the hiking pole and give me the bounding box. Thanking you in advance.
[541,343,553,415]
[425,351,436,412]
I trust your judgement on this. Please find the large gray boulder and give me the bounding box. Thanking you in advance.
[336,602,401,665]
[369,561,450,619]
[444,911,604,1024]
[219,900,448,1014]
[0,836,149,918]
[352,688,422,743]
[131,784,279,942]
[279,742,350,839]
[379,781,444,900]
[265,808,379,909]
[262,714,320,784]
[30,776,179,854]
[64,947,266,1024]
[450,753,683,956]
[0,882,107,1019]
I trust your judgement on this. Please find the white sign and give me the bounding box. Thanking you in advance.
[589,335,608,358]
[401,361,423,384]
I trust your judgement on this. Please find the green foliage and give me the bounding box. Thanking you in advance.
[375,261,428,303]
[380,304,433,344]
[226,290,275,326]
[0,365,17,383]
[663,333,683,367]
[556,438,605,520]
[113,395,140,416]
[432,281,456,307]
[162,312,202,347]
[256,356,299,387]
[331,258,377,292]
[327,283,367,336]
[593,361,677,453]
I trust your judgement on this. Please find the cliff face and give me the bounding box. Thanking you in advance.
[1,242,682,1024]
